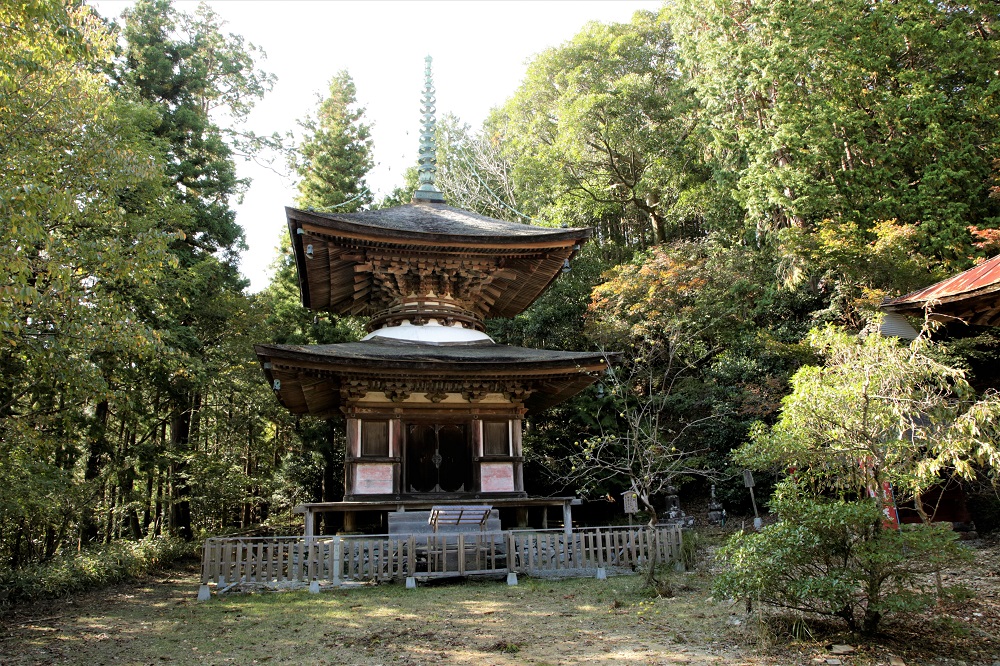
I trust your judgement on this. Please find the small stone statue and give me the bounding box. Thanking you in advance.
[707,484,726,526]
[665,484,681,518]
[662,483,695,528]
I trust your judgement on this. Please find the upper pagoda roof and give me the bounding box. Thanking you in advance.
[287,205,592,318]
[293,203,586,240]
[881,254,1000,327]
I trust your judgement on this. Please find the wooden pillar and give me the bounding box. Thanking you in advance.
[562,502,573,536]
[346,418,361,457]
[345,417,361,497]
[473,418,484,457]
[343,511,356,533]
[515,507,528,528]
[304,509,315,538]
[542,506,549,529]
[512,419,524,492]
[391,418,402,494]
[472,418,483,492]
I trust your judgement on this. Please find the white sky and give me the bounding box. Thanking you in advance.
[92,1,662,292]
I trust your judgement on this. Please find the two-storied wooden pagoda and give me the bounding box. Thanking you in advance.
[255,58,610,533]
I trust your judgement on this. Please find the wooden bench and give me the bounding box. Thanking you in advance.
[428,505,493,532]
[424,506,500,573]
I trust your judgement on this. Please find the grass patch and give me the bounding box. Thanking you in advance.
[4,550,998,666]
[0,536,192,608]
[2,569,740,665]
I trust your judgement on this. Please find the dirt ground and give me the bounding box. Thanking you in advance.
[1,532,998,666]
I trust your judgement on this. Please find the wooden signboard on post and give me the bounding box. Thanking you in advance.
[622,490,638,527]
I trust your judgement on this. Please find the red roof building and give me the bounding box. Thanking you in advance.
[882,254,1000,327]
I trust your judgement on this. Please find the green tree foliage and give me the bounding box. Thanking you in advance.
[715,487,971,635]
[588,242,736,354]
[291,70,373,212]
[0,0,176,567]
[495,10,738,245]
[270,70,374,517]
[1,0,354,578]
[574,243,749,479]
[669,0,1000,260]
[738,325,1000,515]
[118,0,273,270]
[489,3,1000,527]
[715,326,1000,632]
[778,219,941,327]
[113,0,276,539]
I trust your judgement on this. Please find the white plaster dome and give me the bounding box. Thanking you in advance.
[363,320,493,344]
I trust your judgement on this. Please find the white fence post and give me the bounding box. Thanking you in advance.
[332,536,342,586]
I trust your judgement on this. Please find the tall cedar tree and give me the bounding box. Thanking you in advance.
[116,0,273,539]
[0,0,175,563]
[292,70,374,212]
[261,71,373,525]
[669,0,1000,263]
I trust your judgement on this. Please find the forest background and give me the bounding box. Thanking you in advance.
[2,0,1000,594]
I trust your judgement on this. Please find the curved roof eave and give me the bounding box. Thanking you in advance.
[286,205,593,249]
[255,340,616,373]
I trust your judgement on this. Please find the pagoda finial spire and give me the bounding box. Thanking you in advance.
[412,55,445,203]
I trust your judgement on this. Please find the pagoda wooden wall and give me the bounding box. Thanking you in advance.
[342,391,525,501]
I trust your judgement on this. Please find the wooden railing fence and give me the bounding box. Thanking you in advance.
[201,524,682,588]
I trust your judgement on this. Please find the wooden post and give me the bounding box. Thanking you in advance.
[343,510,356,533]
[541,506,548,529]
[515,506,528,528]
[512,419,525,492]
[562,502,573,536]
[304,509,315,539]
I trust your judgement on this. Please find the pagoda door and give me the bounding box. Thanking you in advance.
[405,423,470,494]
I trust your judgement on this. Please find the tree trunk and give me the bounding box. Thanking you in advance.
[241,434,253,528]
[639,491,664,592]
[81,399,110,544]
[168,393,199,541]
[861,608,882,635]
[104,481,117,544]
[321,420,339,534]
[120,431,143,539]
[836,605,858,633]
[11,520,25,569]
[913,490,945,600]
[142,467,154,534]
[154,467,164,536]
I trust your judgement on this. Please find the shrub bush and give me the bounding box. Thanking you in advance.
[713,486,971,634]
[0,536,192,607]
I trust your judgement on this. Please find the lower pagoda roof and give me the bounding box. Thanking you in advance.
[255,338,614,417]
